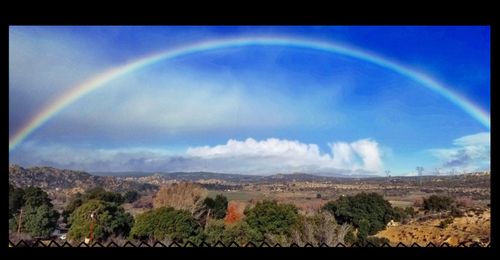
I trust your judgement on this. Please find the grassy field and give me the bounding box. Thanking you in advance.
[207,190,262,201]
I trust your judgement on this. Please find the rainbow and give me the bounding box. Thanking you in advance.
[9,36,490,152]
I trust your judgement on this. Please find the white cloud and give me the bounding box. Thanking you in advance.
[10,137,385,175]
[187,137,383,174]
[429,132,490,172]
[453,132,490,147]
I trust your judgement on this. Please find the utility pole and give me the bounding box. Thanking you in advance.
[416,166,424,186]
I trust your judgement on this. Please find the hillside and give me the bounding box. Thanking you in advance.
[9,164,158,194]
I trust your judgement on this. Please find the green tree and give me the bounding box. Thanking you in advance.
[322,192,394,236]
[63,188,125,224]
[68,199,133,242]
[21,204,59,238]
[129,207,202,243]
[23,186,52,208]
[244,200,300,238]
[9,184,25,218]
[62,193,84,223]
[124,191,139,203]
[84,187,124,204]
[203,194,228,219]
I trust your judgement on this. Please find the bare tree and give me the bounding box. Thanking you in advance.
[153,182,208,217]
[290,210,349,246]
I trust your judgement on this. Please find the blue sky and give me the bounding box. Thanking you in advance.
[9,26,490,175]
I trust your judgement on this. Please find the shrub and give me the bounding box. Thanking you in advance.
[456,196,473,208]
[129,207,202,243]
[244,200,300,238]
[224,203,243,224]
[450,206,463,217]
[322,192,394,238]
[439,217,454,228]
[222,221,263,245]
[290,210,350,246]
[404,207,416,217]
[423,195,454,212]
[413,197,424,208]
[124,191,140,203]
[84,187,124,204]
[203,219,226,244]
[363,236,390,246]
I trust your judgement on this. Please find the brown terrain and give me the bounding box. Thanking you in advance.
[375,208,490,246]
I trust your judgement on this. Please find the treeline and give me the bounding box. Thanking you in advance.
[9,182,463,246]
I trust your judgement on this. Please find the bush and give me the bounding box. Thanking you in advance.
[413,197,424,208]
[392,206,416,223]
[124,191,140,203]
[290,210,350,246]
[203,219,226,244]
[423,195,454,212]
[450,206,463,217]
[363,236,390,246]
[439,217,454,228]
[404,207,416,217]
[129,207,202,243]
[322,192,394,238]
[224,203,243,224]
[68,199,133,242]
[222,221,263,245]
[244,200,300,238]
[85,187,124,204]
[456,196,473,208]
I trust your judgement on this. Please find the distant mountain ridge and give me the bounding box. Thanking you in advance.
[93,170,373,182]
[9,164,158,193]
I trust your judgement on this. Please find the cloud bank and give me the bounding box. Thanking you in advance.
[10,137,384,175]
[429,132,490,172]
